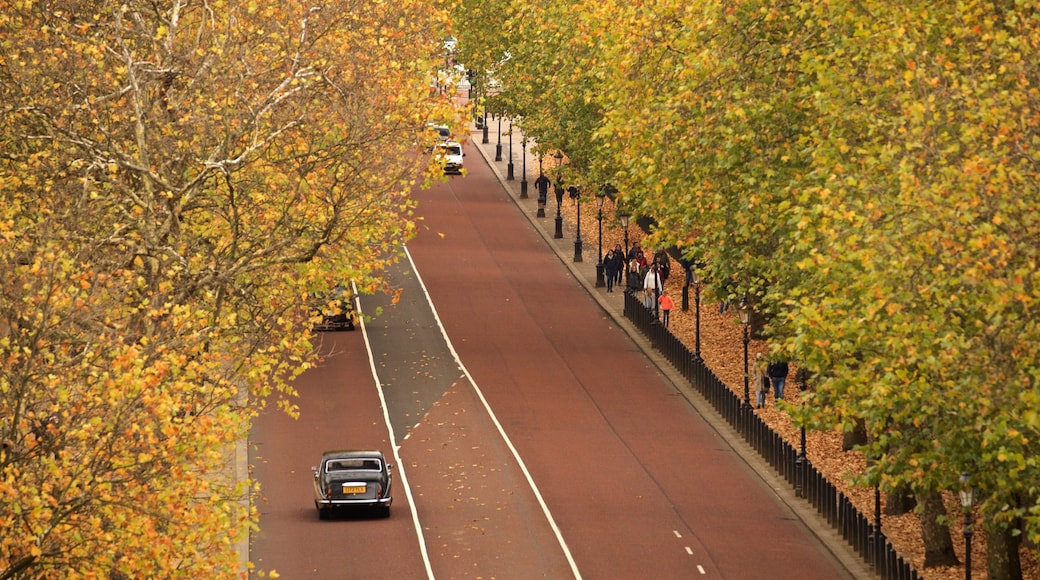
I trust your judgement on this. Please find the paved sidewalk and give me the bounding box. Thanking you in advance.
[466,116,874,580]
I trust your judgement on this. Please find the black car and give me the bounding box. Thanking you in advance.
[312,450,393,519]
[312,286,356,331]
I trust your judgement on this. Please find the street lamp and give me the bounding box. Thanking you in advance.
[535,156,547,217]
[691,270,701,357]
[507,119,514,180]
[796,425,807,497]
[495,114,502,162]
[594,191,606,287]
[482,108,489,144]
[553,151,564,239]
[619,212,631,287]
[571,185,583,262]
[739,300,752,410]
[871,479,882,570]
[520,137,528,198]
[960,472,974,580]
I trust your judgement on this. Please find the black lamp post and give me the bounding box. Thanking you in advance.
[553,152,564,239]
[960,473,974,580]
[520,137,528,198]
[482,108,489,144]
[739,301,752,410]
[620,213,631,257]
[692,270,701,357]
[495,114,503,162]
[594,192,606,287]
[536,156,546,217]
[507,119,514,180]
[796,425,807,497]
[571,185,583,262]
[619,212,630,286]
[871,480,882,570]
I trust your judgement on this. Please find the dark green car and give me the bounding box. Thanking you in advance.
[312,450,393,519]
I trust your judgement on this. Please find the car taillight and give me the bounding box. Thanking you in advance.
[377,484,383,497]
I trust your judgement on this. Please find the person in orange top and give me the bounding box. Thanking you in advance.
[657,290,675,328]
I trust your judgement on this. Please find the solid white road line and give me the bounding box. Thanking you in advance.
[355,280,436,580]
[400,245,583,580]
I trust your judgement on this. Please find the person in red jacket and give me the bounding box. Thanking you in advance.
[657,290,675,328]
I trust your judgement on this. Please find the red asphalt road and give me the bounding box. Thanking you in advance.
[249,331,429,578]
[406,142,852,579]
[249,137,853,579]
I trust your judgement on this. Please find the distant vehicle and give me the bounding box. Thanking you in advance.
[430,123,451,141]
[312,286,356,331]
[437,141,465,175]
[312,450,393,519]
[443,36,457,57]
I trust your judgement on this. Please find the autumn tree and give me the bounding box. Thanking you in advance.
[0,0,452,576]
[459,0,1040,574]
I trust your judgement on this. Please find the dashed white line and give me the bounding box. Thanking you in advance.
[393,246,583,580]
[357,282,435,580]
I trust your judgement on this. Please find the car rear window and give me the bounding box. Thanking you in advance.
[327,459,381,471]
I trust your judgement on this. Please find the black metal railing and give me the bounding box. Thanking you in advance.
[622,290,919,579]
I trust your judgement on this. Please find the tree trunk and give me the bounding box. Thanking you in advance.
[986,520,1023,580]
[842,419,868,451]
[884,483,916,516]
[920,489,960,567]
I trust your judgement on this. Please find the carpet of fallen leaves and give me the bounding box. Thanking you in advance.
[555,198,1038,580]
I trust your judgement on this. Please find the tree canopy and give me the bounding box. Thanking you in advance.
[454,0,1040,570]
[1,0,454,576]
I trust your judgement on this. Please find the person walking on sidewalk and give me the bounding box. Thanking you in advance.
[643,263,662,313]
[767,359,790,401]
[612,244,625,286]
[753,354,769,408]
[657,290,675,328]
[603,249,618,292]
[534,173,551,214]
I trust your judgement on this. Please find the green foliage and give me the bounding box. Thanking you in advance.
[455,0,1040,548]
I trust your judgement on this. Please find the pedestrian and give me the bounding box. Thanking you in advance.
[627,241,642,262]
[658,290,675,328]
[534,172,551,213]
[603,249,618,292]
[767,359,790,401]
[753,354,769,408]
[635,249,648,271]
[612,244,625,286]
[627,256,643,293]
[643,263,661,312]
[654,250,671,285]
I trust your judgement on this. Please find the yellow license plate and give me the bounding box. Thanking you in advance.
[342,484,366,494]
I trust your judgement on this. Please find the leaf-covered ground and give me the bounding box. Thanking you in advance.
[557,199,1039,580]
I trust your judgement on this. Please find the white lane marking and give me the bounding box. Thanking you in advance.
[356,281,436,580]
[402,246,583,580]
[673,530,682,538]
[698,565,706,574]
[685,546,693,555]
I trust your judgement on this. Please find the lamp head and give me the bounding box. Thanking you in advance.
[738,300,751,325]
[959,472,974,508]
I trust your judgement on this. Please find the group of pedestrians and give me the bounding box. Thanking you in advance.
[752,355,789,408]
[602,234,794,403]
